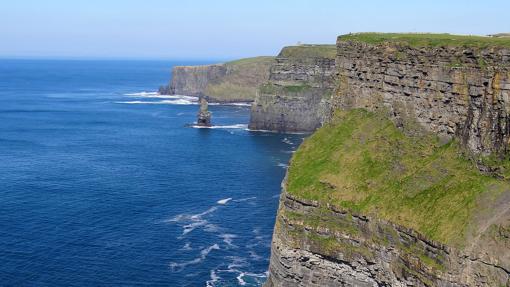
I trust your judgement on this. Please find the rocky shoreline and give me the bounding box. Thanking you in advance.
[160,33,510,286]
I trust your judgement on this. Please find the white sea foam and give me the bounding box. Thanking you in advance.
[226,256,248,269]
[233,197,256,202]
[219,233,237,247]
[206,270,221,287]
[217,198,232,205]
[169,244,220,272]
[249,250,263,261]
[237,273,247,286]
[190,206,218,220]
[224,102,252,107]
[277,163,288,169]
[180,242,193,251]
[119,92,199,105]
[125,92,197,100]
[236,271,268,286]
[191,124,248,130]
[247,128,308,135]
[123,92,252,107]
[124,91,159,97]
[182,221,208,235]
[282,137,293,145]
[164,206,220,237]
[117,99,197,105]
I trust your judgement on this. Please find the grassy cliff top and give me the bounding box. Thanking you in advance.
[226,56,275,66]
[287,109,509,247]
[339,33,510,48]
[173,56,274,69]
[279,45,337,59]
[204,56,274,102]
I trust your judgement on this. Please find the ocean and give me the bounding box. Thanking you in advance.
[0,59,303,286]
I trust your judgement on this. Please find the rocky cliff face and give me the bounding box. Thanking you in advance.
[161,57,274,103]
[164,64,227,97]
[265,34,510,287]
[266,190,510,287]
[249,45,336,132]
[333,36,510,156]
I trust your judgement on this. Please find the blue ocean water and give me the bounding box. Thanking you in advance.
[0,60,303,286]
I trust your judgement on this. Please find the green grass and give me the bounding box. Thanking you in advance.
[279,45,337,59]
[259,83,277,94]
[204,56,275,101]
[339,33,510,48]
[225,56,275,66]
[286,109,508,246]
[283,84,311,93]
[479,153,510,180]
[259,83,312,95]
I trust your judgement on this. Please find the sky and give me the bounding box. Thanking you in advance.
[0,0,509,60]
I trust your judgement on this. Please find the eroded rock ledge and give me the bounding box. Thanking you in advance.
[249,45,336,132]
[265,34,510,287]
[265,191,509,287]
[334,36,510,155]
[160,57,274,103]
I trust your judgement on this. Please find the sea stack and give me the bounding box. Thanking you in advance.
[196,96,211,127]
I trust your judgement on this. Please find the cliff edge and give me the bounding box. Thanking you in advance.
[160,56,274,103]
[249,45,336,132]
[266,33,510,287]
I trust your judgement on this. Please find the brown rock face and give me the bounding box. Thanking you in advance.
[265,190,510,287]
[161,57,274,103]
[333,39,510,155]
[196,97,211,127]
[170,65,227,97]
[264,37,510,287]
[249,45,337,133]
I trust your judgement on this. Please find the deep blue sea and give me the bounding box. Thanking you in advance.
[0,60,303,286]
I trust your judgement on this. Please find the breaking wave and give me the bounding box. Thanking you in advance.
[169,244,220,272]
[217,198,232,205]
[191,124,248,130]
[121,92,251,106]
[116,98,197,105]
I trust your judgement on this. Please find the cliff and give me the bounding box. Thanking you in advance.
[334,33,510,156]
[249,45,336,132]
[160,56,274,102]
[266,34,510,286]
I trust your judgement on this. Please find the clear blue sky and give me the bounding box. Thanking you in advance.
[1,0,508,60]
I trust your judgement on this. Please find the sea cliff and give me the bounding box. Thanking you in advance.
[265,34,510,287]
[249,45,336,132]
[334,33,510,156]
[160,56,274,103]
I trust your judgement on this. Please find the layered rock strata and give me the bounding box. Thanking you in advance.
[265,190,510,287]
[265,34,510,287]
[160,57,274,103]
[196,97,211,127]
[249,45,337,132]
[333,36,510,155]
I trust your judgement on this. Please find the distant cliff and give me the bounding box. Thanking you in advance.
[266,34,510,287]
[160,57,274,103]
[249,45,336,132]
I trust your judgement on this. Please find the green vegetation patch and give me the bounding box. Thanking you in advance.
[283,84,311,93]
[287,109,508,246]
[204,56,275,101]
[339,33,510,48]
[259,83,312,95]
[225,56,275,66]
[279,45,337,59]
[259,83,277,94]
